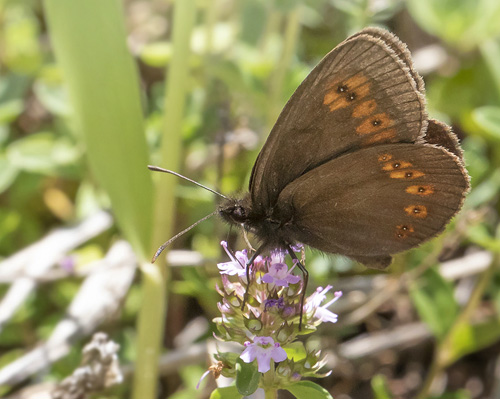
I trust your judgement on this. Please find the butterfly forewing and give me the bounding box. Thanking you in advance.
[276,144,469,264]
[349,28,425,94]
[250,28,427,213]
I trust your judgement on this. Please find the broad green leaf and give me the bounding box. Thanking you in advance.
[287,381,333,399]
[235,358,260,396]
[210,386,243,399]
[44,0,153,259]
[410,268,459,340]
[371,375,393,399]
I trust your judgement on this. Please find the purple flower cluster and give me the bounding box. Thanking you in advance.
[198,241,343,391]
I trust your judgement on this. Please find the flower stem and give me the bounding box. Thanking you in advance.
[133,1,196,398]
[262,360,277,398]
[264,387,278,399]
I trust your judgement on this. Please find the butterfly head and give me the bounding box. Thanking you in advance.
[218,196,253,226]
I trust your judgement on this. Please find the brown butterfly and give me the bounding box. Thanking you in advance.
[151,27,469,277]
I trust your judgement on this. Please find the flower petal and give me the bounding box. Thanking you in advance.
[286,274,301,284]
[270,344,287,363]
[255,349,272,373]
[240,345,258,363]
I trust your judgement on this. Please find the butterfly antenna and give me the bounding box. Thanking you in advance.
[148,165,228,199]
[151,210,218,263]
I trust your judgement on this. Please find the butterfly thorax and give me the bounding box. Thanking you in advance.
[218,195,296,249]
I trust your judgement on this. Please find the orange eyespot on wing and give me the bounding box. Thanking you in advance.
[323,73,371,112]
[389,170,425,179]
[382,160,413,171]
[405,205,428,218]
[356,113,393,135]
[378,153,393,162]
[396,224,414,239]
[406,185,435,196]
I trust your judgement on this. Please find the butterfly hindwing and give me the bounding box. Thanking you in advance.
[425,119,464,161]
[275,143,469,266]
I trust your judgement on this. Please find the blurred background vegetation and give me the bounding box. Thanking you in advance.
[1,0,500,398]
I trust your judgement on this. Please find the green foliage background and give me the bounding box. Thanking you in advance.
[1,0,500,398]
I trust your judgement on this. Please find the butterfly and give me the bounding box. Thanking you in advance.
[151,27,469,275]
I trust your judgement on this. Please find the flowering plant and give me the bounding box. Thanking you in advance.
[198,241,342,399]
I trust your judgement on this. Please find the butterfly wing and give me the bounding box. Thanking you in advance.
[249,28,427,213]
[348,27,425,95]
[275,144,469,268]
[425,119,464,160]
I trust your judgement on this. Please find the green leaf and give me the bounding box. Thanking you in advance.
[0,99,24,124]
[235,358,260,396]
[472,106,500,141]
[140,42,172,68]
[287,381,333,399]
[466,222,500,252]
[6,132,80,174]
[407,0,500,50]
[210,386,243,399]
[480,39,500,98]
[3,5,43,74]
[33,78,71,117]
[371,375,393,399]
[44,0,153,259]
[428,390,471,399]
[0,155,19,194]
[443,318,500,366]
[475,172,500,208]
[284,341,307,361]
[410,268,459,340]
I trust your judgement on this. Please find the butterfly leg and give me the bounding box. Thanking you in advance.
[285,244,308,330]
[241,244,266,310]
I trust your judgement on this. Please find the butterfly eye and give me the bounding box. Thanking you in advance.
[372,119,381,126]
[347,93,356,101]
[405,172,413,178]
[393,162,400,168]
[418,187,425,193]
[233,206,247,219]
